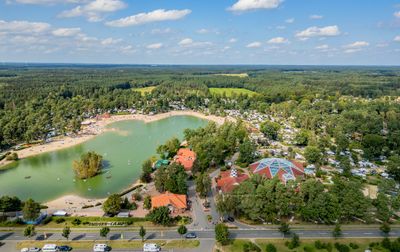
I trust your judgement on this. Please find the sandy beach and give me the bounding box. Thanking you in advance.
[0,110,232,168]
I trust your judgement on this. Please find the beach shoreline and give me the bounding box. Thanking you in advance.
[0,110,232,169]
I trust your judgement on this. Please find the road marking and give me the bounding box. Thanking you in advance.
[364,233,373,235]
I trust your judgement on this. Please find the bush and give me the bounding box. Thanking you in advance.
[243,242,261,252]
[72,218,81,226]
[55,218,65,224]
[303,245,314,252]
[381,238,391,249]
[286,233,300,249]
[6,153,18,161]
[42,216,53,225]
[334,243,350,252]
[349,243,359,249]
[133,193,142,201]
[265,243,277,252]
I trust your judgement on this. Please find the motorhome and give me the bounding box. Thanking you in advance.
[42,244,58,252]
[143,243,161,252]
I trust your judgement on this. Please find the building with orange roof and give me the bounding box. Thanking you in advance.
[151,191,187,213]
[174,148,196,171]
[216,168,249,193]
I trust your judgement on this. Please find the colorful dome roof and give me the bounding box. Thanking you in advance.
[249,158,304,183]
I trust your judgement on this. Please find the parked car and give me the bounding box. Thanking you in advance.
[185,232,197,239]
[42,244,58,252]
[93,244,111,252]
[28,248,41,252]
[20,249,29,252]
[58,245,72,251]
[143,243,161,252]
[227,216,235,222]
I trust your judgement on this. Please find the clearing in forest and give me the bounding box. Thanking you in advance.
[209,87,257,97]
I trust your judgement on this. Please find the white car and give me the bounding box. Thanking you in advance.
[93,244,111,252]
[20,249,29,252]
[143,243,161,252]
[29,248,41,252]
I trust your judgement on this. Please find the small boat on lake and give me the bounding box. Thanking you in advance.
[24,176,31,179]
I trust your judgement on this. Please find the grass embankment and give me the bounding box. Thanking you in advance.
[41,216,157,229]
[17,240,199,250]
[132,86,156,95]
[222,238,390,252]
[209,88,257,97]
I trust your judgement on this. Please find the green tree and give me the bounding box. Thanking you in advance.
[295,130,309,146]
[195,173,211,198]
[156,137,180,159]
[0,196,22,212]
[62,226,71,241]
[387,155,400,182]
[380,222,391,236]
[146,206,172,226]
[22,198,40,221]
[265,243,277,252]
[139,226,146,242]
[143,196,152,210]
[102,194,122,216]
[362,134,384,159]
[279,222,291,235]
[23,225,36,240]
[140,159,153,183]
[304,146,322,164]
[238,139,257,166]
[287,233,300,249]
[177,225,187,239]
[100,227,110,240]
[332,224,342,238]
[5,152,18,161]
[154,163,188,194]
[72,151,103,179]
[260,121,280,140]
[215,223,230,245]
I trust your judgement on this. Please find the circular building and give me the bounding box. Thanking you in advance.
[249,158,304,183]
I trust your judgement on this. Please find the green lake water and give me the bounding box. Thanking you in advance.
[0,116,207,202]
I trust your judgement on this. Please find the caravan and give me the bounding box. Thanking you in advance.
[143,243,161,252]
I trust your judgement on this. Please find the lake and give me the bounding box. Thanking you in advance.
[0,116,208,202]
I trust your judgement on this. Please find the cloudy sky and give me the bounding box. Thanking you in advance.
[0,0,400,65]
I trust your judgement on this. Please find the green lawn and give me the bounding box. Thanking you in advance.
[209,88,258,97]
[222,238,389,252]
[132,86,156,95]
[17,240,199,250]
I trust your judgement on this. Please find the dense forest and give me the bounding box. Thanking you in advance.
[0,64,400,162]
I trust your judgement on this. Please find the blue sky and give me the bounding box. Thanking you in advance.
[0,0,399,65]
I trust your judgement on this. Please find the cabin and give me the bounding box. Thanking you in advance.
[216,168,249,193]
[151,192,187,214]
[174,148,196,171]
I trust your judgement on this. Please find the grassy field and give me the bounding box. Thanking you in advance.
[209,88,258,97]
[17,240,199,250]
[214,73,249,78]
[132,86,156,95]
[221,238,389,252]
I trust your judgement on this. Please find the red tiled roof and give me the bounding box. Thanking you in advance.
[216,170,249,193]
[151,192,187,210]
[174,148,196,171]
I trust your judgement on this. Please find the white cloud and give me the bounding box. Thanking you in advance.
[310,14,323,19]
[394,35,400,42]
[267,36,288,44]
[229,38,238,43]
[394,11,400,18]
[197,28,209,34]
[295,25,341,38]
[285,18,294,24]
[178,38,212,48]
[52,27,81,37]
[344,41,369,48]
[151,28,172,34]
[246,41,262,48]
[106,9,191,27]
[0,20,51,34]
[228,0,282,12]
[316,44,329,50]
[59,0,126,22]
[8,0,85,4]
[343,41,369,53]
[146,43,163,49]
[101,37,122,45]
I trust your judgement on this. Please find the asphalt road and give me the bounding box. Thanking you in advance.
[1,228,398,252]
